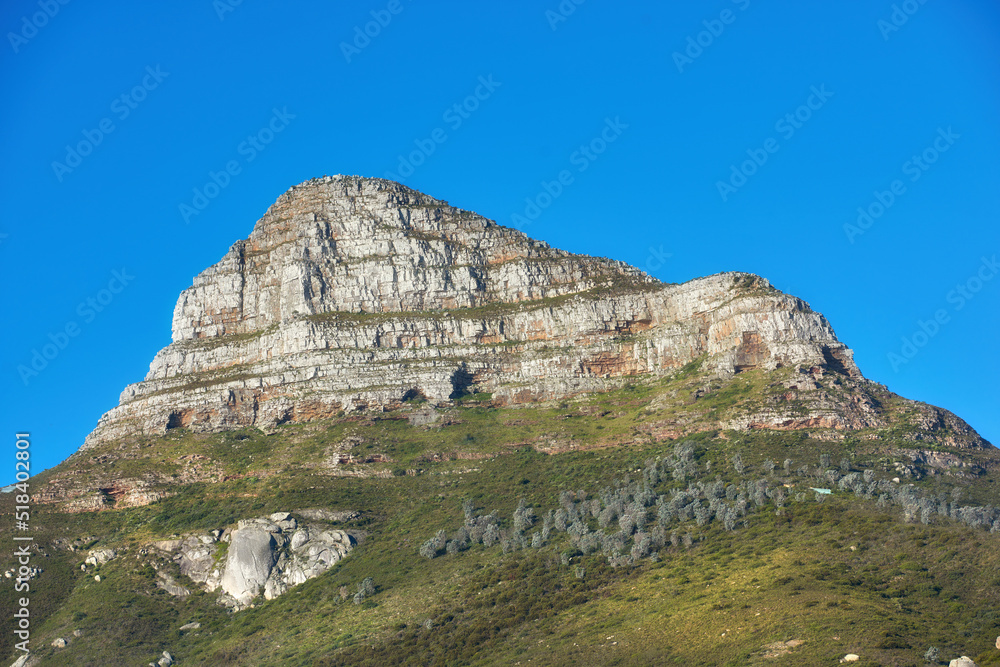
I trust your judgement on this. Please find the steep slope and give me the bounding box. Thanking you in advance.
[6,405,1000,667]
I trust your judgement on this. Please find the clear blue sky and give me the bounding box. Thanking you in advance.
[3,0,998,483]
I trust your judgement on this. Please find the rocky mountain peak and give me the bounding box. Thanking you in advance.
[74,177,990,454]
[172,175,644,342]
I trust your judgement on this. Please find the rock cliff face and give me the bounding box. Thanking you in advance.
[77,176,976,452]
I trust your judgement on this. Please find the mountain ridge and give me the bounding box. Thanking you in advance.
[75,175,989,457]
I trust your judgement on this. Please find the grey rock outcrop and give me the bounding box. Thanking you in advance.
[80,176,869,450]
[408,407,440,426]
[296,508,359,523]
[156,571,191,597]
[153,512,354,610]
[949,658,978,667]
[84,548,116,567]
[177,535,220,587]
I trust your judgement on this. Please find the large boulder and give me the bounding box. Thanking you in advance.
[84,548,116,566]
[949,658,977,667]
[297,508,359,523]
[220,520,281,605]
[269,528,353,594]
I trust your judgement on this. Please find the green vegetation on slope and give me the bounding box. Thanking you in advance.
[4,371,999,666]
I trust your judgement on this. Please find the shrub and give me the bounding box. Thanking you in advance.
[419,540,438,559]
[482,524,500,548]
[732,453,746,475]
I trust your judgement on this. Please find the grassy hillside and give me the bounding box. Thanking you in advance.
[4,376,1000,666]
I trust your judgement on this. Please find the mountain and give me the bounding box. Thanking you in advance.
[5,177,999,667]
[55,175,987,507]
[84,175,864,446]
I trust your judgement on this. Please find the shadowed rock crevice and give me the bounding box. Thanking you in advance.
[449,365,475,399]
[822,345,859,378]
[402,387,427,402]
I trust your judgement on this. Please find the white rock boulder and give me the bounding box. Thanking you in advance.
[220,521,281,605]
[84,548,116,566]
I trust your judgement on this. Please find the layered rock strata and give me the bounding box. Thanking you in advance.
[82,176,870,450]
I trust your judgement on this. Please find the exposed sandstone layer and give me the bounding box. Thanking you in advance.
[77,176,984,452]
